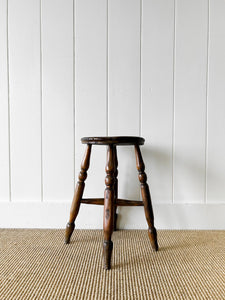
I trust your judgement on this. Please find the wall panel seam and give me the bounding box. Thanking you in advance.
[73,0,75,189]
[205,0,210,204]
[139,0,142,137]
[106,0,109,136]
[6,0,11,202]
[40,0,43,202]
[172,0,176,204]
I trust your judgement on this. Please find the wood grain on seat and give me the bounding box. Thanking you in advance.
[81,136,145,145]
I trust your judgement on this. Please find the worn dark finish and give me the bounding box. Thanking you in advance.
[103,240,113,270]
[134,144,158,251]
[81,198,144,206]
[113,146,118,231]
[81,136,144,146]
[103,145,115,269]
[65,136,158,270]
[65,144,92,244]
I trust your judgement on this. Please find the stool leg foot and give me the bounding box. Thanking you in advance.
[134,145,158,251]
[148,227,158,251]
[103,241,113,270]
[141,186,158,251]
[65,222,75,244]
[64,144,92,244]
[103,145,115,270]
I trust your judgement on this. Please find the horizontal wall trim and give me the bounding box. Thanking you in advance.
[0,202,224,230]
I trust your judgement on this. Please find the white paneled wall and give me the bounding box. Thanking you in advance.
[0,0,10,202]
[174,0,208,204]
[0,0,225,229]
[142,0,174,204]
[41,0,74,202]
[8,0,42,202]
[207,0,225,204]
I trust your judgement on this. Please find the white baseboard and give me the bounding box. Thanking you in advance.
[0,202,224,229]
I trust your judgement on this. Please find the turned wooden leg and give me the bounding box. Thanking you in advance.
[134,144,158,251]
[113,146,118,231]
[103,145,115,270]
[65,144,92,244]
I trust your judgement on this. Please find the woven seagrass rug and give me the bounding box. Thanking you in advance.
[0,229,224,300]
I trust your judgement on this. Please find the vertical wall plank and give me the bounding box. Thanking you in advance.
[74,0,107,223]
[142,0,174,204]
[108,0,140,203]
[42,0,74,201]
[173,0,208,203]
[0,0,10,201]
[108,0,140,135]
[207,0,225,203]
[8,0,41,201]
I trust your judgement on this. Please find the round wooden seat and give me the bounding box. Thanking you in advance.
[81,136,145,146]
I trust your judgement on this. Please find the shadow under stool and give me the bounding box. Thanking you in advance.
[65,136,158,270]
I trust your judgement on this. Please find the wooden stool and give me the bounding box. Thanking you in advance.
[65,136,158,270]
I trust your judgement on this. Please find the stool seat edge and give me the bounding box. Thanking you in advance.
[81,136,145,145]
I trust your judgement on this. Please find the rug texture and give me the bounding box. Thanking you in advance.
[0,229,224,300]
